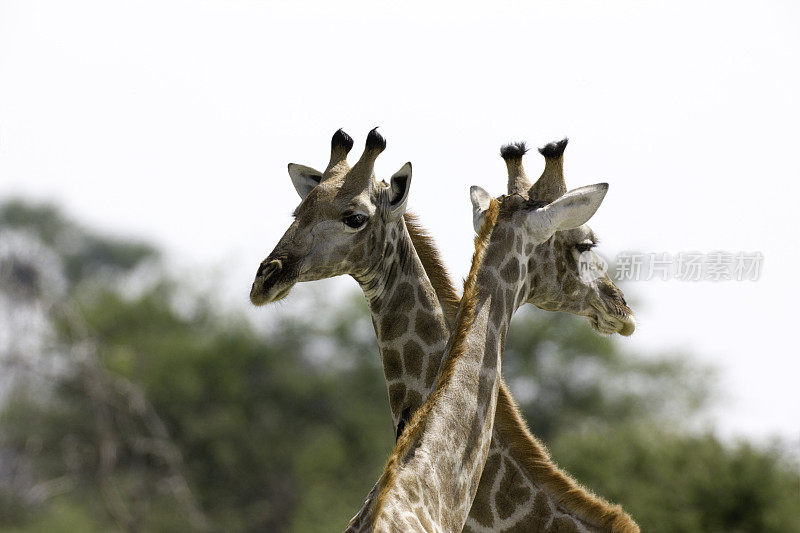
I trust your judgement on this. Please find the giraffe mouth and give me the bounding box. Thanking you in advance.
[250,257,297,305]
[587,280,635,336]
[589,310,636,336]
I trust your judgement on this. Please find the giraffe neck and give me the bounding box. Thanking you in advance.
[369,200,525,531]
[352,216,451,431]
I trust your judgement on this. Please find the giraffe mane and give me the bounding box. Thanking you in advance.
[403,212,461,329]
[403,209,639,532]
[492,386,640,532]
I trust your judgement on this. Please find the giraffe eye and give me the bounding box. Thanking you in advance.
[575,242,596,253]
[343,214,368,229]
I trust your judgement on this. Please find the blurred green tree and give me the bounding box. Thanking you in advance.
[505,306,714,443]
[0,199,157,289]
[1,199,797,532]
[551,426,800,533]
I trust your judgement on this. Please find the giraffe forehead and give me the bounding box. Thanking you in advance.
[295,183,375,223]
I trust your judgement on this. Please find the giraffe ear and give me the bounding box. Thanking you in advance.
[470,186,493,233]
[288,163,323,199]
[383,162,412,221]
[539,183,609,233]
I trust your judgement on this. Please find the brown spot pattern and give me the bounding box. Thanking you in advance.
[495,459,532,519]
[388,383,406,409]
[416,283,431,306]
[383,348,403,381]
[551,516,580,532]
[533,490,553,529]
[388,281,416,314]
[424,357,439,389]
[501,257,521,283]
[384,261,399,289]
[484,331,498,362]
[415,310,441,346]
[380,313,408,342]
[403,339,424,377]
[489,289,507,329]
[405,390,423,413]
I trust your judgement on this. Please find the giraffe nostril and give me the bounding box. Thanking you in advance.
[256,259,282,279]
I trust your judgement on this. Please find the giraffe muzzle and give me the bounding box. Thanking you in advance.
[592,279,635,336]
[250,257,296,305]
[619,314,636,336]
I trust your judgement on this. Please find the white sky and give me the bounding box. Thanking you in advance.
[1,0,798,443]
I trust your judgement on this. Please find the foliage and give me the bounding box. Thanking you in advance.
[551,426,800,533]
[2,282,394,532]
[505,307,714,443]
[0,199,157,289]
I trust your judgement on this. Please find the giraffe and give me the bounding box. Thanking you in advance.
[461,140,638,532]
[250,129,638,531]
[251,127,453,433]
[343,143,634,532]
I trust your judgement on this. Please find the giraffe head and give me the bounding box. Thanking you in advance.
[470,139,635,336]
[250,128,413,305]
